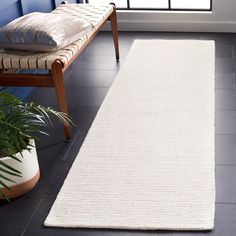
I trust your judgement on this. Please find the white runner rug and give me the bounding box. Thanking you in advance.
[45,40,215,230]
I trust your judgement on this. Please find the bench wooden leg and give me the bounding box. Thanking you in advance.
[51,60,71,140]
[109,6,120,60]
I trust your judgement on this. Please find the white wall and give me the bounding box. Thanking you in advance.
[105,0,236,32]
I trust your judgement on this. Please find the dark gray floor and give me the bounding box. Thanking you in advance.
[1,32,236,236]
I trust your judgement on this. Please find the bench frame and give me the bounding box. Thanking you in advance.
[0,3,119,140]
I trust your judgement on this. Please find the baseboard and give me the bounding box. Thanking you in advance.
[103,21,236,33]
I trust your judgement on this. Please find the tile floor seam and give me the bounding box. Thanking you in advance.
[216,202,236,205]
[62,129,81,161]
[20,198,43,236]
[217,134,236,136]
[216,164,236,166]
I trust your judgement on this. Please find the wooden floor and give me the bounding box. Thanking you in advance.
[1,32,236,236]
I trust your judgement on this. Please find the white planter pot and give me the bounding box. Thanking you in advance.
[0,139,40,199]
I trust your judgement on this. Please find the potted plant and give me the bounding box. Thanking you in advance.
[0,91,71,200]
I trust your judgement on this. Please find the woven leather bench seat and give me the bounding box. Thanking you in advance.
[0,3,119,140]
[0,4,113,70]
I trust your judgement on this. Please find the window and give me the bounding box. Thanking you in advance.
[87,0,212,11]
[171,0,211,10]
[88,0,127,8]
[130,0,168,9]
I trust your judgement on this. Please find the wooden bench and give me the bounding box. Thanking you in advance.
[0,3,119,140]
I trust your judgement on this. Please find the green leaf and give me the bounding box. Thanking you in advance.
[0,160,22,174]
[0,173,16,183]
[0,167,22,177]
[0,190,10,203]
[0,179,11,190]
[0,91,73,201]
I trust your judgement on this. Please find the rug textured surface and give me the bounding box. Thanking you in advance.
[45,40,215,230]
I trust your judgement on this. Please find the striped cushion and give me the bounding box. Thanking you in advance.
[0,12,93,52]
[0,4,113,70]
